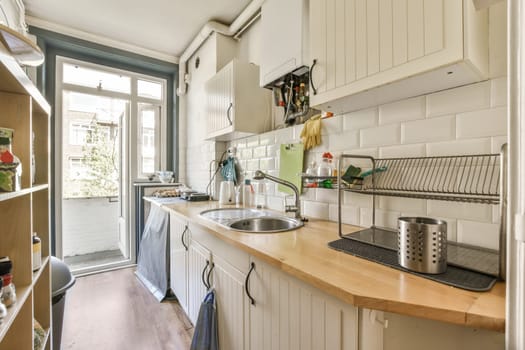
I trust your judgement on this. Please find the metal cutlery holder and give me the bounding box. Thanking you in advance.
[398,217,447,274]
[337,145,507,279]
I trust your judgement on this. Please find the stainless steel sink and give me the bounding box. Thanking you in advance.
[199,208,303,233]
[228,216,303,233]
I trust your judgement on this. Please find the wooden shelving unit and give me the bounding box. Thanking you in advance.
[0,42,51,350]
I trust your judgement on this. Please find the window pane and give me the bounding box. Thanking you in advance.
[62,90,126,198]
[138,103,160,177]
[63,63,131,94]
[138,79,162,100]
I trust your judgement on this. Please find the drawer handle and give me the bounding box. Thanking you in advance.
[245,262,256,306]
[202,260,210,289]
[309,59,318,96]
[226,103,233,125]
[206,263,215,289]
[181,226,189,251]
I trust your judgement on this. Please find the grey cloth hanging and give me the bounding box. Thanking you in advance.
[190,289,219,350]
[135,204,170,301]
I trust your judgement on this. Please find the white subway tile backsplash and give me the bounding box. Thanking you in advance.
[219,77,507,252]
[360,124,401,148]
[259,133,275,146]
[266,195,285,212]
[457,220,500,250]
[379,197,426,215]
[274,127,294,143]
[427,202,492,222]
[259,157,275,170]
[292,124,304,142]
[315,188,338,204]
[321,115,343,135]
[300,188,316,201]
[343,108,378,131]
[402,115,455,144]
[379,96,425,125]
[360,208,400,229]
[240,148,253,159]
[246,159,259,171]
[379,144,426,158]
[491,76,507,107]
[246,136,259,148]
[329,204,359,225]
[343,191,374,208]
[329,131,360,151]
[303,201,329,220]
[266,144,279,158]
[426,138,492,156]
[253,146,267,158]
[491,136,508,153]
[456,107,507,139]
[235,139,247,148]
[426,81,490,117]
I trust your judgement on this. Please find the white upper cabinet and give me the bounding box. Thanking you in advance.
[205,59,271,141]
[309,0,488,114]
[259,0,309,87]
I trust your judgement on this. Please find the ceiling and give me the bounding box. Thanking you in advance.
[23,0,252,60]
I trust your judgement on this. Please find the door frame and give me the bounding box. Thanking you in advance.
[54,55,167,275]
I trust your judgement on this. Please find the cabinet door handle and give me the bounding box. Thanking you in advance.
[206,263,215,289]
[309,59,318,96]
[202,260,210,289]
[181,226,188,251]
[245,262,256,306]
[226,102,233,125]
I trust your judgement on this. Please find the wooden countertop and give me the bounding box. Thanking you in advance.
[153,199,505,332]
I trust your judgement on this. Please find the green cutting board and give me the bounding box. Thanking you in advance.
[278,143,304,195]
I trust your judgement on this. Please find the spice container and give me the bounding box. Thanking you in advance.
[32,232,42,271]
[0,128,21,192]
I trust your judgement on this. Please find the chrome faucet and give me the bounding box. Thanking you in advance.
[253,170,304,220]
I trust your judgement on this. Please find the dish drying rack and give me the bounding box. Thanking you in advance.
[336,146,507,279]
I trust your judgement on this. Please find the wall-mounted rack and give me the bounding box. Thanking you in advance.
[336,146,507,279]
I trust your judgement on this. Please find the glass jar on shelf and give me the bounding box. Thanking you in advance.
[0,128,21,192]
[317,152,334,177]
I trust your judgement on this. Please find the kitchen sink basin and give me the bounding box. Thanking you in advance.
[228,216,303,233]
[200,208,303,233]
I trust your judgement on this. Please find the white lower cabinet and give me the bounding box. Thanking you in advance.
[212,254,250,350]
[167,214,504,349]
[187,240,212,324]
[169,213,189,314]
[248,257,359,350]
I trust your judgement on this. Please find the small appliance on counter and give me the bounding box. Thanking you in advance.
[181,190,210,201]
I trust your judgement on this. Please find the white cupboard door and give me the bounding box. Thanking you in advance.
[188,240,212,325]
[308,0,485,114]
[169,213,189,314]
[249,258,358,350]
[206,62,234,137]
[212,254,249,350]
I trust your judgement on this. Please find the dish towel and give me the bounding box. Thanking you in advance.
[190,289,219,350]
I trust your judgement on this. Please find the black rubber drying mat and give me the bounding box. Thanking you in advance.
[328,238,498,292]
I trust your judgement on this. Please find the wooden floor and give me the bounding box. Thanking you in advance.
[61,267,194,350]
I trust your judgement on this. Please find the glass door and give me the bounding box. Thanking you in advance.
[55,56,167,275]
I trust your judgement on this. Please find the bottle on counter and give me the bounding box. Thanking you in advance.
[242,179,254,208]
